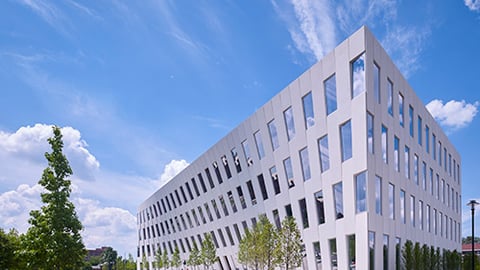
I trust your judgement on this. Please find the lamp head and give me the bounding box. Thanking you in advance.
[467,199,479,209]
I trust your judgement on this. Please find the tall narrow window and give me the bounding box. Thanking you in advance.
[352,53,366,98]
[302,92,315,129]
[410,195,415,227]
[422,161,427,190]
[389,183,395,220]
[438,141,442,167]
[383,235,389,270]
[426,204,431,232]
[284,107,296,141]
[356,171,367,213]
[231,148,241,173]
[211,199,221,219]
[315,190,326,224]
[340,120,353,161]
[348,235,356,269]
[227,191,237,213]
[369,231,375,270]
[374,62,380,103]
[225,226,235,246]
[219,195,229,216]
[254,131,265,160]
[404,146,410,179]
[313,242,322,269]
[325,74,337,115]
[329,238,338,269]
[221,155,232,179]
[398,93,404,127]
[299,147,311,181]
[432,133,436,160]
[318,135,330,172]
[236,186,246,209]
[257,174,268,200]
[400,189,406,224]
[387,79,393,115]
[430,168,434,196]
[382,125,388,163]
[299,198,309,229]
[395,238,401,270]
[270,166,281,195]
[283,157,294,188]
[416,116,422,146]
[444,148,447,172]
[273,209,281,229]
[267,120,279,151]
[205,168,215,189]
[367,112,374,154]
[409,106,414,137]
[425,125,430,153]
[213,161,223,184]
[191,178,200,197]
[375,176,382,215]
[198,173,207,193]
[246,180,257,205]
[413,154,419,185]
[333,182,344,219]
[204,203,213,222]
[242,140,252,166]
[394,136,400,172]
[419,200,424,230]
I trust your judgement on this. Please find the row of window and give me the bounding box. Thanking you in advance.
[375,73,460,185]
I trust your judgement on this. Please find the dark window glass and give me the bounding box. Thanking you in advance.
[299,198,309,229]
[258,174,268,200]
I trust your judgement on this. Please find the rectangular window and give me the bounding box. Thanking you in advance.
[356,171,367,213]
[267,120,280,151]
[179,186,188,203]
[241,140,253,166]
[352,53,366,98]
[419,200,423,230]
[219,195,229,216]
[404,146,410,179]
[221,155,232,179]
[213,161,223,184]
[395,238,401,270]
[225,226,235,246]
[410,195,415,227]
[414,154,419,185]
[418,116,422,145]
[430,168,434,196]
[438,141,442,166]
[227,191,237,213]
[348,235,356,270]
[388,79,393,115]
[299,198,309,229]
[318,135,330,172]
[426,204,431,232]
[315,190,326,224]
[283,107,296,141]
[383,235,389,270]
[198,206,206,224]
[205,167,215,189]
[340,120,353,161]
[302,92,315,129]
[367,112,374,154]
[313,242,322,269]
[231,148,241,173]
[444,148,447,172]
[273,209,281,229]
[436,174,440,200]
[399,93,404,127]
[204,204,213,222]
[422,161,427,190]
[233,224,242,243]
[325,74,337,115]
[382,124,388,164]
[257,174,268,200]
[394,136,400,172]
[369,231,375,270]
[441,179,445,203]
[198,173,207,193]
[169,193,177,209]
[409,106,414,137]
[174,190,182,206]
[285,204,293,217]
[426,125,430,153]
[433,133,436,160]
[270,166,281,195]
[283,157,294,188]
[299,147,311,181]
[449,154,452,176]
[254,131,265,160]
[246,180,256,205]
[389,183,395,220]
[400,189,406,224]
[374,62,380,103]
[333,182,344,219]
[329,238,338,269]
[236,186,246,209]
[433,208,437,235]
[375,176,382,215]
[211,199,221,219]
[217,229,227,247]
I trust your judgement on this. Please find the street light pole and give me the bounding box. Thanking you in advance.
[467,200,479,270]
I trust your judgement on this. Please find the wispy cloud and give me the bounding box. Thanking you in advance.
[426,99,479,132]
[16,0,70,35]
[67,0,102,20]
[465,0,480,12]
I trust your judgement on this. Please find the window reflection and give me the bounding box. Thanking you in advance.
[284,107,296,141]
[302,92,315,129]
[333,182,344,219]
[325,74,337,115]
[352,53,366,98]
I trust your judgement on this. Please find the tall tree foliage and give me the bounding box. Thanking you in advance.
[23,126,86,269]
[102,247,118,270]
[0,228,25,269]
[258,215,280,270]
[201,233,218,270]
[277,216,302,270]
[187,242,202,270]
[171,247,182,270]
[402,240,414,270]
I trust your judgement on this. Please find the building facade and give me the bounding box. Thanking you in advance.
[137,27,461,270]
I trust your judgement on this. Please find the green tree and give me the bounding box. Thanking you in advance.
[142,254,149,270]
[422,244,431,270]
[429,246,438,270]
[463,236,480,244]
[257,215,279,270]
[413,242,423,270]
[187,242,202,270]
[102,247,118,270]
[161,251,169,270]
[155,249,163,270]
[463,252,480,270]
[277,216,302,270]
[171,247,181,270]
[238,228,258,270]
[22,126,86,269]
[201,233,218,270]
[402,240,414,270]
[0,228,25,269]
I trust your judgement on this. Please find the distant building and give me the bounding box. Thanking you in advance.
[137,26,461,270]
[462,243,480,256]
[86,246,108,260]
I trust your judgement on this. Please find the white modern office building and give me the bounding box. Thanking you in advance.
[137,26,461,270]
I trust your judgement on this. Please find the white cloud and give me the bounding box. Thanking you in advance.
[426,99,479,131]
[158,159,189,187]
[17,0,70,35]
[0,184,43,232]
[465,0,480,12]
[0,124,99,182]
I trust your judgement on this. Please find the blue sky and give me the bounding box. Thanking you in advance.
[1,0,480,256]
